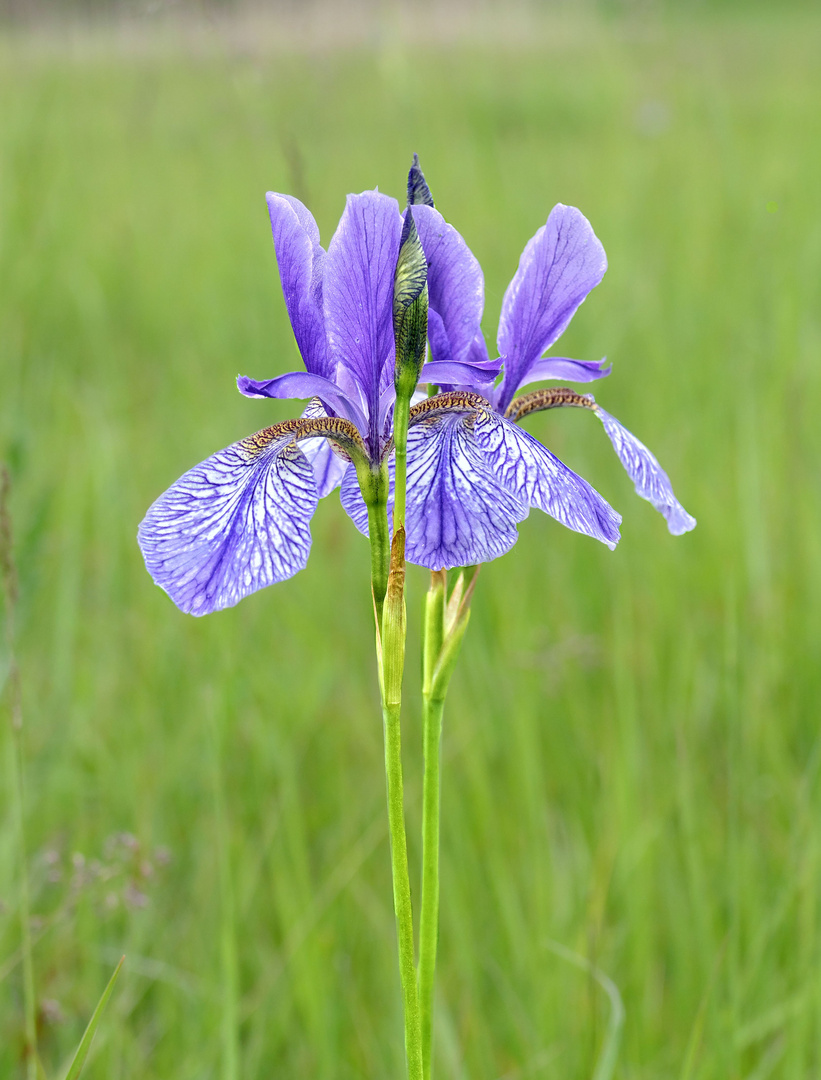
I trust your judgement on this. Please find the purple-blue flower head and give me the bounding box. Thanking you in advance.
[138,162,695,616]
[138,184,497,615]
[342,197,695,569]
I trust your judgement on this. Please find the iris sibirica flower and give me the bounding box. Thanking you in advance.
[343,186,696,569]
[138,188,497,615]
[139,165,694,617]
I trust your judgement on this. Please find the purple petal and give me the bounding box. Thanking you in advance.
[426,308,454,365]
[237,372,368,434]
[466,331,490,366]
[404,412,528,569]
[298,398,349,498]
[421,360,500,391]
[138,431,318,616]
[413,204,485,366]
[496,205,607,413]
[596,408,696,535]
[266,193,330,378]
[339,463,368,535]
[515,356,612,387]
[324,191,403,440]
[299,440,348,500]
[473,411,621,548]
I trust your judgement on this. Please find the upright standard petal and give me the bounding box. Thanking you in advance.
[324,191,403,442]
[473,411,621,549]
[496,205,607,413]
[413,204,486,367]
[404,412,528,569]
[138,428,318,616]
[266,193,330,377]
[595,408,696,535]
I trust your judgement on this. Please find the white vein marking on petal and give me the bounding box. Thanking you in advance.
[405,413,527,569]
[138,434,318,615]
[474,411,621,548]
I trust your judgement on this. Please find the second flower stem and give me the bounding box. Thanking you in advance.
[418,689,445,1080]
[417,568,477,1080]
[418,571,445,1078]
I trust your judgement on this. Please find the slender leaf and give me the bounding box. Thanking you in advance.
[63,957,124,1080]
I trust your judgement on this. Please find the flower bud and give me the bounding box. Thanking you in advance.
[393,205,429,401]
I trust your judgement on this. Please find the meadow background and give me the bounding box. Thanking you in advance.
[1,1,820,1076]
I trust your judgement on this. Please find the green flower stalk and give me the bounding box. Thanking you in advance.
[371,193,430,1080]
[418,566,477,1078]
[378,526,421,1080]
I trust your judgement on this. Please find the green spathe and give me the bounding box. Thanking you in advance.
[393,207,429,403]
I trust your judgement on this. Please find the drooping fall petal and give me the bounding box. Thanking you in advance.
[595,408,696,535]
[138,428,318,615]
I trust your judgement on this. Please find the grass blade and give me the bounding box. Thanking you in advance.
[62,956,124,1080]
[544,940,624,1080]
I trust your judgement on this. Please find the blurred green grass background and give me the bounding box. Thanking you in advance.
[1,3,820,1077]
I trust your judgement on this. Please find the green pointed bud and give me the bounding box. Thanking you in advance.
[393,206,429,402]
[428,566,480,702]
[407,152,435,207]
[422,570,446,696]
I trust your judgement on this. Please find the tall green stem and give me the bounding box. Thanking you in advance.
[418,689,445,1080]
[382,693,423,1080]
[393,394,410,533]
[417,569,477,1080]
[418,572,445,1078]
[367,457,421,1079]
[380,530,422,1080]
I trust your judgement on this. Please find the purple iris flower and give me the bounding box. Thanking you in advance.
[138,188,497,615]
[342,200,696,569]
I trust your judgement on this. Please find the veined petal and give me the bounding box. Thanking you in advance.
[473,411,621,548]
[299,398,349,498]
[324,191,403,437]
[339,463,368,536]
[413,204,485,366]
[266,193,330,377]
[596,408,696,535]
[497,204,607,413]
[405,412,528,569]
[138,428,318,616]
[299,439,348,499]
[237,372,368,433]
